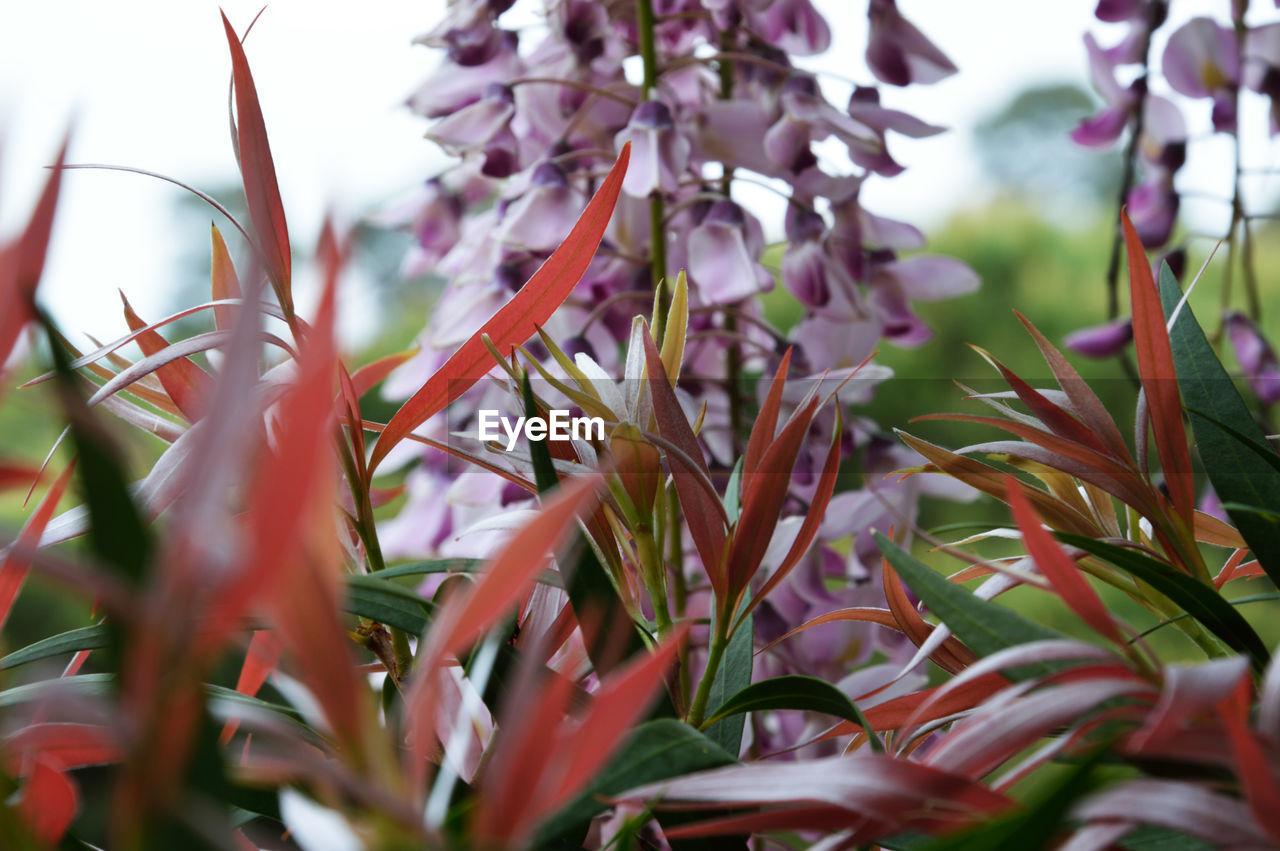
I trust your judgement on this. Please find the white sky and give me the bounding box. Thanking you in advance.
[1,0,1266,345]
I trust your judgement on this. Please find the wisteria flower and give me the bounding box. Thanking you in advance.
[1162,16,1240,132]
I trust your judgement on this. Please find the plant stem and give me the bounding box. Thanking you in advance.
[636,524,673,637]
[1103,0,1163,320]
[1227,0,1261,325]
[636,0,671,339]
[686,605,731,728]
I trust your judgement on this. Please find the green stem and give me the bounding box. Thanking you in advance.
[687,606,731,728]
[636,0,671,339]
[636,526,672,637]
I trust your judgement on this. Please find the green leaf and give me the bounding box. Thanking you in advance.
[703,674,882,752]
[703,608,752,757]
[535,719,736,845]
[0,624,109,671]
[343,574,434,635]
[1160,265,1280,586]
[524,370,559,494]
[1058,532,1269,673]
[874,532,1065,679]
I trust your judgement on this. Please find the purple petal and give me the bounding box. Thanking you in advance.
[426,84,515,153]
[1064,318,1133,358]
[1162,17,1239,99]
[764,115,814,173]
[690,99,780,176]
[750,0,831,56]
[1094,0,1146,22]
[866,0,958,87]
[497,176,582,251]
[877,255,979,301]
[1226,311,1280,404]
[1126,173,1179,247]
[870,286,933,347]
[688,209,773,304]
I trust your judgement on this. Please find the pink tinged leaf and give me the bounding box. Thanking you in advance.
[902,640,1116,742]
[1071,780,1267,846]
[0,137,66,366]
[1218,679,1280,841]
[618,753,1007,825]
[120,292,212,421]
[1123,210,1194,526]
[926,678,1152,779]
[743,347,793,481]
[221,12,292,315]
[367,144,630,475]
[641,333,728,595]
[746,414,840,616]
[16,757,78,846]
[0,462,74,628]
[1128,656,1248,753]
[727,396,819,601]
[4,723,120,771]
[1006,478,1125,644]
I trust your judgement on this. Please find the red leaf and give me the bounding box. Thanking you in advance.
[0,137,66,366]
[404,474,601,795]
[120,292,212,422]
[350,349,416,398]
[618,753,1009,833]
[726,396,819,602]
[220,629,285,745]
[641,331,728,595]
[742,347,792,480]
[424,474,602,662]
[4,723,119,771]
[16,758,78,846]
[221,12,292,315]
[210,223,242,332]
[367,144,630,475]
[1218,676,1280,841]
[1006,476,1124,645]
[1122,210,1193,527]
[744,406,838,617]
[1014,311,1131,462]
[550,623,688,805]
[0,462,74,628]
[982,349,1118,459]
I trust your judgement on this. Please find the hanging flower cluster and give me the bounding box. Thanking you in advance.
[1070,1,1280,397]
[378,0,977,752]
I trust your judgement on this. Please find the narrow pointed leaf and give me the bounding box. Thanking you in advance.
[875,533,1064,679]
[1159,265,1280,586]
[368,145,630,474]
[704,674,876,736]
[534,719,736,845]
[1006,477,1124,645]
[1057,532,1269,673]
[0,624,109,671]
[1123,211,1193,526]
[120,292,212,421]
[642,332,728,593]
[221,12,292,314]
[210,224,242,332]
[743,347,792,479]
